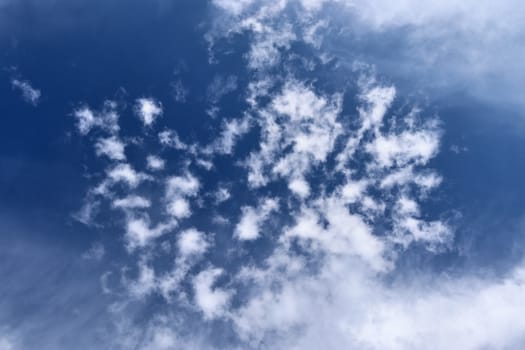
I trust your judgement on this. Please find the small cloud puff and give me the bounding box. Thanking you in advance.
[165,173,200,219]
[135,98,163,126]
[125,217,176,251]
[95,136,126,161]
[235,198,279,241]
[177,228,210,258]
[73,101,120,135]
[146,155,165,171]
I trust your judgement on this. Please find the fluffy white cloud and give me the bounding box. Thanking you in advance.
[125,217,176,250]
[367,129,440,168]
[166,198,191,219]
[135,98,163,126]
[95,136,126,161]
[165,173,200,219]
[193,267,232,320]
[359,84,396,130]
[155,230,212,302]
[73,101,120,135]
[288,178,310,198]
[177,228,210,258]
[231,249,525,350]
[235,198,279,240]
[166,174,199,196]
[146,155,165,171]
[285,198,388,271]
[107,163,151,188]
[246,81,342,188]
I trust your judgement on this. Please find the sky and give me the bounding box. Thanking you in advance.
[1,0,525,349]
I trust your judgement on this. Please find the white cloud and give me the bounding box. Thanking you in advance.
[135,98,163,126]
[235,198,279,240]
[11,78,41,106]
[165,173,200,219]
[212,0,255,15]
[74,107,97,135]
[366,129,440,168]
[177,228,210,258]
[71,73,454,349]
[146,155,165,171]
[246,80,342,188]
[112,195,151,210]
[231,249,525,350]
[288,177,310,198]
[340,180,368,204]
[359,84,396,131]
[193,267,231,320]
[158,130,189,150]
[95,136,126,161]
[125,217,176,250]
[155,230,213,302]
[167,198,191,219]
[285,198,388,272]
[107,163,151,188]
[166,173,200,197]
[204,116,251,155]
[73,101,120,135]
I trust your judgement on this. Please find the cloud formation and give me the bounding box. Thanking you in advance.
[11,79,41,106]
[60,1,525,349]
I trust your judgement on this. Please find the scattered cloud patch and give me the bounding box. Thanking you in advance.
[165,173,200,219]
[177,228,210,258]
[11,78,41,106]
[235,198,279,241]
[73,101,120,135]
[125,217,176,251]
[135,98,163,126]
[146,155,165,171]
[193,267,231,320]
[95,136,126,161]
